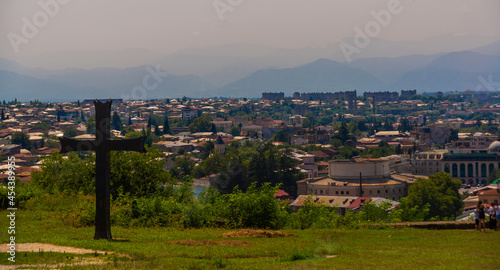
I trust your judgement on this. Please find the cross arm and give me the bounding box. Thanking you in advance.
[107,137,147,153]
[59,137,95,153]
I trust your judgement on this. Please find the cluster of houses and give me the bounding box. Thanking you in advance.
[2,93,500,215]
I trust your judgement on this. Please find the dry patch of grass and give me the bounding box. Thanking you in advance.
[220,229,298,238]
[0,243,106,254]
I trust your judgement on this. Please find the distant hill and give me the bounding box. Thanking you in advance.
[0,70,101,102]
[0,65,213,101]
[212,58,386,97]
[391,51,500,91]
[2,43,500,100]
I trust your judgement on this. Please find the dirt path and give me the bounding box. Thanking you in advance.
[0,243,106,254]
[0,243,111,269]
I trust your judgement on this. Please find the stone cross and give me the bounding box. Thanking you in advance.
[59,100,146,239]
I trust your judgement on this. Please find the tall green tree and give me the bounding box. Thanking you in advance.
[111,112,122,131]
[11,132,30,149]
[62,126,78,138]
[86,115,96,134]
[163,113,171,135]
[403,172,462,220]
[188,116,212,133]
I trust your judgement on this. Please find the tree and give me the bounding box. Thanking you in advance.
[487,169,499,184]
[62,126,78,138]
[163,114,171,135]
[80,111,85,122]
[395,144,402,154]
[330,138,342,148]
[188,116,212,133]
[57,110,61,122]
[271,129,287,142]
[302,118,312,129]
[335,146,359,159]
[154,125,162,136]
[403,172,462,220]
[86,115,96,134]
[335,121,352,143]
[11,132,30,149]
[1,109,4,120]
[32,147,175,198]
[449,129,459,142]
[230,125,241,137]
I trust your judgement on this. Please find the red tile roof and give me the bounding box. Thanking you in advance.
[348,197,372,208]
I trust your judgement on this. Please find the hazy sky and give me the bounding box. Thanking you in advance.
[1,0,499,67]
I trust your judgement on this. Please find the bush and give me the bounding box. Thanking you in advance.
[222,182,287,229]
[0,180,43,209]
[289,196,347,229]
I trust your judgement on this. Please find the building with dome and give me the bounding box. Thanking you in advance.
[441,139,500,185]
[296,158,423,201]
[411,133,500,185]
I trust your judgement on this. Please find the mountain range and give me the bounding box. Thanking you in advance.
[1,39,499,101]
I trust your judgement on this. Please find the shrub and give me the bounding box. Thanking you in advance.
[222,182,287,229]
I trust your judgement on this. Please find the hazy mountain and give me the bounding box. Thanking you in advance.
[5,48,163,70]
[348,54,444,84]
[0,70,102,102]
[471,40,500,55]
[0,64,213,101]
[3,36,497,89]
[2,40,499,101]
[211,58,386,98]
[391,51,500,91]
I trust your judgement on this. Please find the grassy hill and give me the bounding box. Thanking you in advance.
[1,209,499,269]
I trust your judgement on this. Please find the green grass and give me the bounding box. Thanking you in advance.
[1,209,500,269]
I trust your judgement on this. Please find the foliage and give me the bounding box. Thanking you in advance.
[86,115,96,134]
[335,146,359,159]
[31,152,95,195]
[230,125,241,136]
[188,116,212,133]
[110,146,175,198]
[0,180,43,209]
[290,196,338,230]
[222,183,287,229]
[361,141,396,158]
[194,142,305,196]
[11,132,30,149]
[271,128,288,142]
[31,147,175,199]
[62,126,78,138]
[111,111,122,131]
[403,172,462,220]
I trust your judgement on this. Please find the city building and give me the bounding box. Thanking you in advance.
[262,92,285,101]
[296,158,423,201]
[411,149,448,175]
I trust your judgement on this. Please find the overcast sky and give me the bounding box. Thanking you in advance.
[1,0,499,67]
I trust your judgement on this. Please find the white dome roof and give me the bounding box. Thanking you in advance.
[488,141,500,152]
